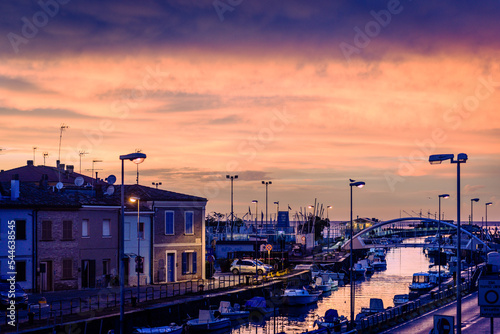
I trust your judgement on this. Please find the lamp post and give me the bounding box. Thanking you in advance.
[252,200,259,276]
[262,181,272,231]
[438,194,450,294]
[429,153,467,334]
[274,201,279,220]
[349,179,365,328]
[119,152,146,334]
[327,206,332,252]
[470,198,479,225]
[486,202,493,239]
[129,196,141,303]
[227,175,238,241]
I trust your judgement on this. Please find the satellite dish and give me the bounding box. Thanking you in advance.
[106,185,115,195]
[56,182,64,190]
[74,176,84,187]
[106,175,117,185]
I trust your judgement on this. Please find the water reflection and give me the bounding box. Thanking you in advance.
[229,246,432,334]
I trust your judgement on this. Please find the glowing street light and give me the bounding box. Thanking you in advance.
[119,152,146,334]
[429,153,467,334]
[470,198,479,225]
[486,202,493,239]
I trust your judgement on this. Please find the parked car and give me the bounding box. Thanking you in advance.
[230,259,268,275]
[0,282,29,310]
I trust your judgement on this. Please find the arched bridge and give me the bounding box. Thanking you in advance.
[341,217,490,252]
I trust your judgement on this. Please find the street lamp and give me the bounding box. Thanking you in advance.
[226,175,238,241]
[327,206,333,254]
[129,196,141,303]
[429,153,467,334]
[252,200,259,278]
[349,179,365,328]
[119,152,146,334]
[262,181,272,231]
[438,194,450,294]
[274,201,279,219]
[470,198,479,224]
[486,202,493,239]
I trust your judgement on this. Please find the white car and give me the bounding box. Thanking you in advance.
[230,259,268,275]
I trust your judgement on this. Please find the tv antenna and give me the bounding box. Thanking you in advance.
[33,146,38,164]
[58,124,69,162]
[86,159,103,189]
[43,152,49,166]
[79,151,89,173]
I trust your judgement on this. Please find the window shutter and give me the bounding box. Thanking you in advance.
[192,252,197,274]
[182,253,187,274]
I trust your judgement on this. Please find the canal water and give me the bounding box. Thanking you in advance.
[228,246,433,334]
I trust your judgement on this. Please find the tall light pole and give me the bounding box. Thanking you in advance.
[429,153,467,334]
[327,205,333,252]
[226,175,238,241]
[349,179,365,329]
[119,152,146,334]
[438,194,450,294]
[129,196,141,303]
[470,198,479,225]
[486,202,493,239]
[262,181,272,231]
[252,200,259,277]
[274,201,279,220]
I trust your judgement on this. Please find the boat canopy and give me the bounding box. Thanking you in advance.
[324,309,339,322]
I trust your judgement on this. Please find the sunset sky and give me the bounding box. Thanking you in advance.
[1,0,499,221]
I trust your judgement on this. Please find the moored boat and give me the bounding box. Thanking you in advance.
[283,288,321,306]
[314,309,348,331]
[217,301,249,320]
[409,272,437,293]
[186,310,231,332]
[244,296,276,315]
[393,294,409,306]
[132,324,183,334]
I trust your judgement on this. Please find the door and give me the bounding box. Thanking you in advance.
[82,260,96,288]
[40,261,52,292]
[166,253,175,282]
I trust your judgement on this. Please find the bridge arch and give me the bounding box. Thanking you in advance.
[340,217,490,251]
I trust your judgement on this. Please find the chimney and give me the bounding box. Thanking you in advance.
[11,174,19,201]
[27,160,34,166]
[56,160,60,169]
[66,165,74,173]
[59,163,65,170]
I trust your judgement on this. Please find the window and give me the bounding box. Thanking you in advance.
[15,220,26,240]
[82,219,89,237]
[181,251,197,275]
[102,219,110,237]
[103,259,110,275]
[124,222,130,240]
[138,222,145,239]
[62,259,72,279]
[62,220,73,240]
[165,211,174,235]
[16,261,26,281]
[41,220,52,240]
[185,211,194,235]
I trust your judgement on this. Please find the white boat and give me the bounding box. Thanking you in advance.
[357,259,374,276]
[370,255,387,270]
[132,325,183,334]
[186,310,231,332]
[353,263,366,277]
[283,288,322,306]
[217,301,249,320]
[312,276,332,292]
[409,272,437,293]
[393,294,409,306]
[314,309,348,331]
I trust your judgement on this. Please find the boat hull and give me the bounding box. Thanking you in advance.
[186,318,231,332]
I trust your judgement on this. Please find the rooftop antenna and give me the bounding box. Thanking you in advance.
[135,148,142,184]
[87,159,103,189]
[79,151,89,173]
[43,152,49,166]
[58,124,69,182]
[33,146,37,164]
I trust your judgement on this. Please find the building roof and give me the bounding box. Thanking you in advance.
[0,163,207,209]
[0,160,105,186]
